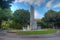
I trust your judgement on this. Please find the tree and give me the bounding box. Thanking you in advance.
[0,0,14,29]
[1,21,9,29]
[43,10,56,22]
[42,10,60,29]
[7,20,22,29]
[42,10,56,28]
[56,11,60,22]
[13,9,30,29]
[0,9,12,29]
[54,11,60,28]
[0,0,14,9]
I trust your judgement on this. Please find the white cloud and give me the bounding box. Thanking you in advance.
[46,0,54,8]
[46,0,60,8]
[34,10,40,19]
[15,0,45,6]
[53,3,60,8]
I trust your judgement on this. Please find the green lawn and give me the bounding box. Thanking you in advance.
[17,29,57,35]
[7,29,57,35]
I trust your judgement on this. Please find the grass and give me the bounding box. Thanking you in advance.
[7,29,56,35]
[7,29,57,35]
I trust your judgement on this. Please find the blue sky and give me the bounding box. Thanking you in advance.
[11,0,60,19]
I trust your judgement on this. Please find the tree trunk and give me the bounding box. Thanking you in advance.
[52,23,55,29]
[0,20,2,29]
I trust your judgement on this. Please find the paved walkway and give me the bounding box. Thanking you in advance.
[0,30,60,40]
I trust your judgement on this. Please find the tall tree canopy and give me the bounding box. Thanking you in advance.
[42,10,60,28]
[0,0,14,29]
[13,9,30,29]
[0,0,14,9]
[56,11,60,22]
[0,9,12,29]
[42,10,56,23]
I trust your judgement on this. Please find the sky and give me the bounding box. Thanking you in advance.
[11,0,60,19]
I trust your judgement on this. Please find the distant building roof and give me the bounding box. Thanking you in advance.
[35,18,41,21]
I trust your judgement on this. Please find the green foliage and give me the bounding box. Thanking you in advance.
[9,21,22,29]
[13,9,30,28]
[56,11,60,22]
[0,0,14,9]
[37,21,48,28]
[42,10,60,28]
[0,0,14,29]
[1,21,9,29]
[0,9,12,20]
[43,10,56,23]
[0,9,12,29]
